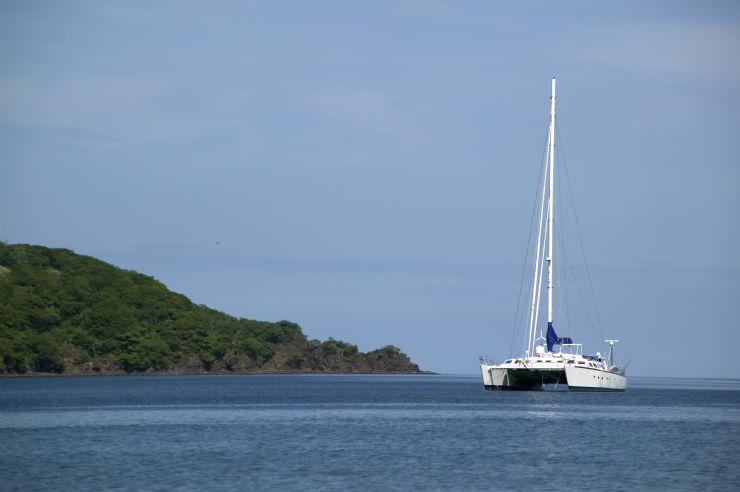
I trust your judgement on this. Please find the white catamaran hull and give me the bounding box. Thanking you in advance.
[564,365,626,391]
[481,363,626,391]
[480,364,566,391]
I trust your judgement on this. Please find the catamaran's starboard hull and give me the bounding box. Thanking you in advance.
[480,364,627,392]
[564,365,626,391]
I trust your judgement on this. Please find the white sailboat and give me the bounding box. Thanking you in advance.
[479,78,627,391]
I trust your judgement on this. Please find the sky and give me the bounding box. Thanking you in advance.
[1,1,739,377]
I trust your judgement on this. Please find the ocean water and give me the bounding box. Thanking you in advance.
[1,375,739,491]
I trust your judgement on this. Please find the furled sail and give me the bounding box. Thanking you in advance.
[546,322,573,352]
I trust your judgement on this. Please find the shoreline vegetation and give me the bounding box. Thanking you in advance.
[0,243,425,376]
[1,371,435,378]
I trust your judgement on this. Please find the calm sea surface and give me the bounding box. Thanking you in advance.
[1,374,739,491]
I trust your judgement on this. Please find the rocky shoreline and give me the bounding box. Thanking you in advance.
[0,243,427,376]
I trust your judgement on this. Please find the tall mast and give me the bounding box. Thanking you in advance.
[525,78,557,357]
[546,78,556,332]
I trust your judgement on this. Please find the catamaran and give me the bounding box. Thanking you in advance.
[479,78,627,391]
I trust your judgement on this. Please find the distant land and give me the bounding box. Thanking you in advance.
[0,243,423,375]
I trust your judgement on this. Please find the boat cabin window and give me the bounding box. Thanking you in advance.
[504,360,513,364]
[578,361,585,364]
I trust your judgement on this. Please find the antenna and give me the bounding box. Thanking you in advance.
[605,339,619,367]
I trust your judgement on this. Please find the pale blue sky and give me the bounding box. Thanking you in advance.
[1,1,739,376]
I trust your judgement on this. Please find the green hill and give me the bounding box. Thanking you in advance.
[0,243,422,375]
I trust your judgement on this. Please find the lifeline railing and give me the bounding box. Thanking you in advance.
[558,343,583,356]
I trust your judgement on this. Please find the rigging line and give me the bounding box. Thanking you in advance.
[562,232,572,336]
[555,147,565,331]
[557,236,574,340]
[558,229,603,347]
[555,156,570,334]
[556,123,605,342]
[509,155,543,357]
[532,207,549,344]
[525,128,553,356]
[509,126,551,358]
[521,156,548,358]
[556,148,572,339]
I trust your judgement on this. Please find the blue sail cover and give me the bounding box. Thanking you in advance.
[546,322,573,352]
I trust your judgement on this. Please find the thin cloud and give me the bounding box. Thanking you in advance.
[304,88,424,146]
[309,88,398,123]
[0,75,254,144]
[580,21,740,84]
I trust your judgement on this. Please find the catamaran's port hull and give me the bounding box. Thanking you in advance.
[481,364,626,391]
[481,366,564,391]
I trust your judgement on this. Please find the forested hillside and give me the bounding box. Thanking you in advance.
[0,243,421,375]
